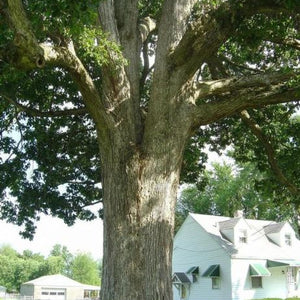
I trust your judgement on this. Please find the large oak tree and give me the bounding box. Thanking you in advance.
[1,0,300,299]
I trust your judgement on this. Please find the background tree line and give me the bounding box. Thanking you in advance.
[0,244,101,292]
[176,158,300,234]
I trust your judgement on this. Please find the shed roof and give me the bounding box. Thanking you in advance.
[23,274,99,290]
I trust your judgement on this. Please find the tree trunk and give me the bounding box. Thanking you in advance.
[98,107,190,299]
[99,150,180,300]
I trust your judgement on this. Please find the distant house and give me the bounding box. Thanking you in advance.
[20,274,100,300]
[172,213,300,300]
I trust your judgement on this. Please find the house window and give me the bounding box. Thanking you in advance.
[181,285,187,298]
[212,277,220,289]
[285,234,292,246]
[251,277,262,288]
[239,229,247,243]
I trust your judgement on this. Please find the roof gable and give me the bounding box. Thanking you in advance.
[23,274,85,287]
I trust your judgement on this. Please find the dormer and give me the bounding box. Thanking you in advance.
[219,217,250,245]
[264,221,295,247]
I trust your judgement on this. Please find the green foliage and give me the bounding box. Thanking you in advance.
[77,26,127,67]
[70,253,101,285]
[138,0,162,18]
[0,66,102,238]
[25,0,99,39]
[176,162,300,232]
[0,245,42,292]
[0,0,300,240]
[50,244,73,276]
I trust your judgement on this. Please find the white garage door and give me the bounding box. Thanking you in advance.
[40,288,66,300]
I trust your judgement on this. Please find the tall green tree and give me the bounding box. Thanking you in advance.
[176,162,299,232]
[0,1,300,299]
[0,245,42,292]
[49,244,73,276]
[70,253,100,286]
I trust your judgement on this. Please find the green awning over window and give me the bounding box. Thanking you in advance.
[267,260,290,268]
[202,265,220,277]
[186,266,199,274]
[249,264,271,277]
[267,259,300,268]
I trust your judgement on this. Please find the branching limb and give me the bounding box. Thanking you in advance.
[183,71,296,102]
[5,0,45,69]
[268,37,300,51]
[3,0,106,126]
[193,84,300,126]
[169,0,300,87]
[240,109,300,196]
[139,17,156,43]
[1,94,87,117]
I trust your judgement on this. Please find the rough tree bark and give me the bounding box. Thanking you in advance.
[2,0,300,299]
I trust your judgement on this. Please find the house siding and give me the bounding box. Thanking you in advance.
[173,216,232,300]
[20,284,34,298]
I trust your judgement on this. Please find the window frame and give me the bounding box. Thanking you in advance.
[239,229,248,244]
[285,233,292,246]
[251,276,263,289]
[211,277,221,289]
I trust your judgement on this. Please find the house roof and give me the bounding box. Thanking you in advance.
[189,213,300,261]
[219,218,241,230]
[22,274,99,290]
[264,222,286,234]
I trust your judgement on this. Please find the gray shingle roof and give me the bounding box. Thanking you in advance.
[263,222,286,234]
[219,218,241,230]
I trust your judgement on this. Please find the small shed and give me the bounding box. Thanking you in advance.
[20,274,100,300]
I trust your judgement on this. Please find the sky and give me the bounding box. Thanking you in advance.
[0,214,103,260]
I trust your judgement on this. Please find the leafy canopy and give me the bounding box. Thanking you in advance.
[0,0,300,238]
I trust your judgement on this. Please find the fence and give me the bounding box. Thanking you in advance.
[1,294,33,300]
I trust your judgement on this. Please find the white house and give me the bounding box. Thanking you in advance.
[20,274,100,300]
[172,213,300,300]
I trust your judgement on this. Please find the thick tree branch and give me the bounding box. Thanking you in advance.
[3,0,106,128]
[268,37,300,51]
[139,17,156,43]
[193,85,300,126]
[1,94,87,117]
[182,71,296,103]
[240,109,300,196]
[169,0,300,86]
[5,0,45,69]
